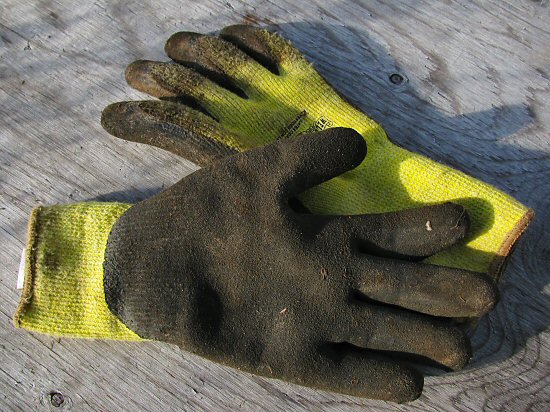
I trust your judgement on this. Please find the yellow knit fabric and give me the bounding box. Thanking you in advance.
[14,203,142,340]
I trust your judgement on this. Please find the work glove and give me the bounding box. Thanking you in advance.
[101,24,532,281]
[15,129,498,402]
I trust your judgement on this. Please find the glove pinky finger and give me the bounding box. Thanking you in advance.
[303,346,423,403]
[101,100,239,166]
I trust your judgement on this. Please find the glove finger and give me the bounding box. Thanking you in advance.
[125,60,249,122]
[220,24,301,74]
[220,25,307,73]
[159,31,246,99]
[243,127,366,196]
[164,31,272,97]
[331,305,471,370]
[101,100,240,165]
[304,345,423,402]
[352,256,498,317]
[324,203,470,261]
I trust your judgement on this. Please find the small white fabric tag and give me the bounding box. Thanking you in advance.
[17,248,26,290]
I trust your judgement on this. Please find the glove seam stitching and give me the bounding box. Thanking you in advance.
[488,208,535,281]
[13,206,42,328]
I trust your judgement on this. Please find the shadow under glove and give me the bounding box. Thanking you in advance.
[102,24,532,282]
[99,128,497,402]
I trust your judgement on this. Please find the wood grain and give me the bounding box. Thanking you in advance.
[1,0,549,410]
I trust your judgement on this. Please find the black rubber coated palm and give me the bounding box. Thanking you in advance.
[103,128,497,402]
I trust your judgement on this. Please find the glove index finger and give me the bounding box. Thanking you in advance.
[101,100,240,165]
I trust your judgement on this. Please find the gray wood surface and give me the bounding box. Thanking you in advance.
[1,0,549,410]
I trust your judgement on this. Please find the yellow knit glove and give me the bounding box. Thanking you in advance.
[102,25,533,278]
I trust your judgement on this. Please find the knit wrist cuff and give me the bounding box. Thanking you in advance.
[13,203,142,340]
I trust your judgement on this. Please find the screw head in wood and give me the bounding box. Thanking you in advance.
[50,392,64,408]
[389,73,405,85]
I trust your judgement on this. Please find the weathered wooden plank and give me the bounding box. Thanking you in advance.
[1,0,549,410]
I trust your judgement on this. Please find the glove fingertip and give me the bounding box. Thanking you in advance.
[165,31,202,60]
[308,127,366,171]
[333,127,367,169]
[125,60,170,97]
[444,202,470,238]
[444,327,472,371]
[101,102,126,137]
[392,367,424,403]
[101,101,154,143]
